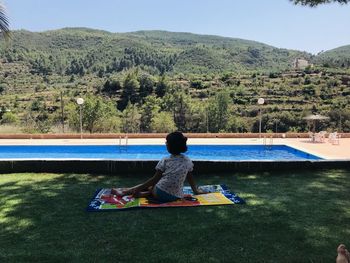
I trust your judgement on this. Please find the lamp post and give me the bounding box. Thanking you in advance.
[275,119,278,133]
[76,98,84,139]
[60,91,64,133]
[206,106,209,133]
[258,98,265,138]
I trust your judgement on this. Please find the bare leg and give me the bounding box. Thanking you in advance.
[133,186,154,198]
[111,184,151,196]
[133,190,152,198]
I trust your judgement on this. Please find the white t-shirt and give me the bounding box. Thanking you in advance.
[155,154,194,198]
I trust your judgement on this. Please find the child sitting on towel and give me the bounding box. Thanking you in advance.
[111,131,206,202]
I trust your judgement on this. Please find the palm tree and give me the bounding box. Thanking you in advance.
[0,2,10,40]
[292,0,349,6]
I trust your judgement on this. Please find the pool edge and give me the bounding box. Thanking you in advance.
[0,160,349,174]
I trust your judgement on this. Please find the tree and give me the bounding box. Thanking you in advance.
[151,112,176,133]
[94,115,121,133]
[121,102,140,133]
[227,116,249,133]
[102,79,121,95]
[139,74,155,100]
[291,0,349,6]
[118,73,140,111]
[186,101,208,132]
[140,95,161,132]
[0,3,10,40]
[67,96,120,133]
[162,85,192,131]
[23,105,52,133]
[155,75,168,98]
[207,90,231,132]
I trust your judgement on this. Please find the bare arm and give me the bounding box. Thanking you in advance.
[336,255,348,263]
[131,170,163,195]
[186,172,206,195]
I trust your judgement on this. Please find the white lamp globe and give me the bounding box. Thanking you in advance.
[76,98,84,105]
[258,98,265,105]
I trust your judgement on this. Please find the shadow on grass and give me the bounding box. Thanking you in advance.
[0,169,349,262]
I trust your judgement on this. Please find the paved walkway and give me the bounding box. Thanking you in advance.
[283,138,350,160]
[0,137,349,160]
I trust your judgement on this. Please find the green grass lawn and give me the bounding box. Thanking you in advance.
[0,169,349,263]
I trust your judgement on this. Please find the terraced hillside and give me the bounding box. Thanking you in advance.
[0,28,349,133]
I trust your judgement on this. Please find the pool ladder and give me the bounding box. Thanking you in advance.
[118,135,128,152]
[263,136,273,150]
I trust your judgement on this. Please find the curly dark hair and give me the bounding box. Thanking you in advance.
[166,131,188,155]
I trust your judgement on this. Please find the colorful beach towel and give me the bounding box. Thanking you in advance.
[87,184,245,211]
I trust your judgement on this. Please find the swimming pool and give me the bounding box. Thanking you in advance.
[0,145,321,161]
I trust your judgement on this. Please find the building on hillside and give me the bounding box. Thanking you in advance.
[292,58,310,70]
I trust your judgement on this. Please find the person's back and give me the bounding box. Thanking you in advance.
[155,154,193,198]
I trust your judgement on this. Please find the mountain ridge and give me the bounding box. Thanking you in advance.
[8,27,349,54]
[1,28,349,77]
[1,27,318,75]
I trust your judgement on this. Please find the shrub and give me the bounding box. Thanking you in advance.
[1,112,18,124]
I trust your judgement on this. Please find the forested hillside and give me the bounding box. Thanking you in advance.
[0,28,311,75]
[314,45,350,68]
[0,28,349,134]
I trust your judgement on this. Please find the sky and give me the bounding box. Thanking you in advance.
[3,0,350,54]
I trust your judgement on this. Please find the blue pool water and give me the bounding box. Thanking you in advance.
[0,145,322,161]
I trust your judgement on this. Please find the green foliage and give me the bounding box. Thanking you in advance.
[21,99,53,133]
[101,79,122,95]
[315,45,350,68]
[186,101,208,132]
[24,112,52,133]
[0,3,10,40]
[0,28,310,77]
[94,115,121,133]
[118,73,140,111]
[328,108,350,132]
[190,79,205,89]
[30,99,44,111]
[302,84,316,96]
[121,102,140,133]
[67,95,119,133]
[140,95,161,132]
[207,90,231,132]
[139,73,155,100]
[162,85,192,131]
[292,0,350,7]
[155,75,168,98]
[1,28,350,134]
[227,116,250,133]
[1,111,18,124]
[0,84,6,94]
[151,111,176,132]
